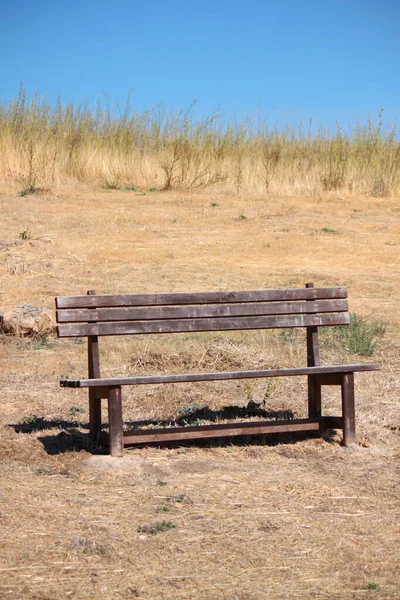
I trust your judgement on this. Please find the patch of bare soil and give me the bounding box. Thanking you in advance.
[0,188,399,599]
[0,439,399,600]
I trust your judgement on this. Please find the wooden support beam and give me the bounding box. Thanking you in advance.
[87,290,102,440]
[341,372,356,445]
[98,416,345,448]
[306,283,322,419]
[108,386,124,457]
[100,417,343,447]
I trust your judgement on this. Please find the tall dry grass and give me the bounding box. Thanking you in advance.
[1,85,400,196]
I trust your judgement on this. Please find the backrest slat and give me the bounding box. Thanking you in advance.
[57,312,350,338]
[56,286,347,309]
[306,282,321,367]
[57,299,348,324]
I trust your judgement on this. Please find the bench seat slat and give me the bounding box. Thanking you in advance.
[58,312,350,337]
[56,299,349,323]
[60,363,381,388]
[56,286,348,309]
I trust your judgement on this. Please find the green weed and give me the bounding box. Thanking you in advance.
[18,414,38,425]
[178,402,202,417]
[344,313,385,356]
[102,180,120,190]
[169,495,188,503]
[69,406,85,417]
[137,521,176,535]
[324,312,385,357]
[18,184,41,197]
[177,402,205,426]
[156,505,170,513]
[364,582,379,591]
[123,184,139,191]
[263,379,276,404]
[321,227,340,234]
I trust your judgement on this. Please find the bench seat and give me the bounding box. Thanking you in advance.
[61,363,380,389]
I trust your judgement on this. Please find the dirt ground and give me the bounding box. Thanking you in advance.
[0,186,399,599]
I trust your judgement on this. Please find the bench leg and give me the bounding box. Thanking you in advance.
[89,389,102,441]
[341,372,356,446]
[308,375,321,419]
[108,386,124,457]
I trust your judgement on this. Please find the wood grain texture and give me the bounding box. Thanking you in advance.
[108,386,124,457]
[98,416,343,446]
[316,373,342,386]
[87,290,102,440]
[56,286,348,309]
[341,372,356,446]
[56,299,349,323]
[306,283,322,419]
[60,363,381,388]
[306,283,321,367]
[57,312,351,337]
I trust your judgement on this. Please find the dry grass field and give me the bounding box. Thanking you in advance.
[0,182,399,599]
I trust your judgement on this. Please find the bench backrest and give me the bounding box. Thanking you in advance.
[56,285,349,338]
[56,284,349,379]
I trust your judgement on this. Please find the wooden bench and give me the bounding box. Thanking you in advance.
[56,284,381,456]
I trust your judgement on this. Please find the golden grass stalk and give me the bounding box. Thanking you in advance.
[1,86,399,196]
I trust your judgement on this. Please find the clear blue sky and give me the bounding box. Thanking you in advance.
[1,0,399,129]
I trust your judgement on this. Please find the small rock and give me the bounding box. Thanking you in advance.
[80,455,145,472]
[344,443,385,455]
[0,305,56,337]
[345,443,364,452]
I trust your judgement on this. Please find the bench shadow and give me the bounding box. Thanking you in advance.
[9,418,102,456]
[142,429,338,450]
[12,417,89,434]
[126,403,295,429]
[9,405,337,455]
